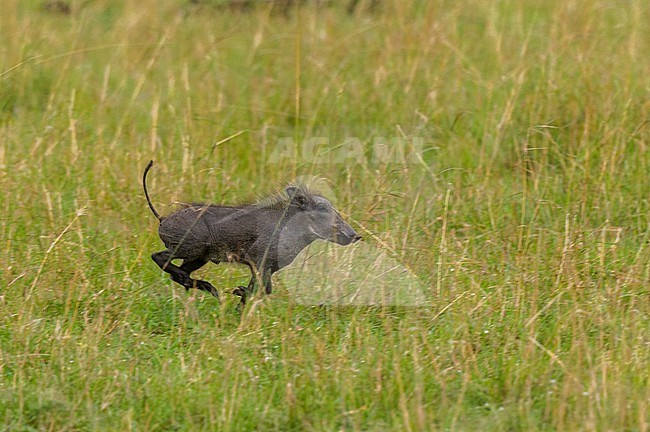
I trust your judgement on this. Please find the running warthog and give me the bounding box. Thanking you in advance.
[143,161,361,304]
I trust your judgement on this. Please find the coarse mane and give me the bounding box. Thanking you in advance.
[175,182,322,211]
[245,182,323,210]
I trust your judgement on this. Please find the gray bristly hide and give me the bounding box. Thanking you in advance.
[142,161,361,306]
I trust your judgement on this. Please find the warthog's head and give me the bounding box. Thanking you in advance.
[286,186,362,246]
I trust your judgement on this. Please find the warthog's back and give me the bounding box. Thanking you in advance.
[158,205,278,262]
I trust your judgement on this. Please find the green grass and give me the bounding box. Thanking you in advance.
[1,0,649,430]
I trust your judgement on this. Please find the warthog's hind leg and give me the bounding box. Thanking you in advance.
[151,251,219,299]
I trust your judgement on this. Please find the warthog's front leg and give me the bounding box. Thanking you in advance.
[232,267,272,305]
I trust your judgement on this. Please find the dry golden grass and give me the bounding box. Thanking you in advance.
[1,0,649,430]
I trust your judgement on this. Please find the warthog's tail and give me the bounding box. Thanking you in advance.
[143,160,162,221]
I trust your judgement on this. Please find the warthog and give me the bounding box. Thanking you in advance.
[143,161,361,304]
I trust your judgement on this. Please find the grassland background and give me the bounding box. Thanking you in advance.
[1,0,649,430]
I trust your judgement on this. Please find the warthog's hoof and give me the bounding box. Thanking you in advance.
[196,280,219,299]
[231,286,247,298]
[232,286,251,307]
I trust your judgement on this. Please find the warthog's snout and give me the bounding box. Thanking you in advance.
[342,233,362,245]
[334,223,362,246]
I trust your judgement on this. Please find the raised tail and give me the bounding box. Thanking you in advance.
[143,160,162,221]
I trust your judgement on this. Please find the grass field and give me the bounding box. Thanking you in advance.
[1,0,649,430]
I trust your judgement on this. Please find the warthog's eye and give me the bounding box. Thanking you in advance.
[315,203,328,212]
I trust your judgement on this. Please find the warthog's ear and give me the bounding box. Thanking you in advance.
[286,186,308,209]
